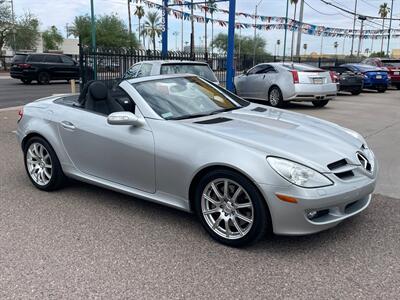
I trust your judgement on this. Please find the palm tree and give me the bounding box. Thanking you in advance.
[208,0,217,56]
[378,3,390,55]
[134,3,145,46]
[141,11,162,52]
[290,0,299,59]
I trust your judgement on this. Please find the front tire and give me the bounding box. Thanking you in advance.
[377,87,386,93]
[24,136,66,191]
[37,72,50,84]
[351,90,362,95]
[194,169,270,247]
[268,86,285,107]
[21,79,32,84]
[312,100,329,107]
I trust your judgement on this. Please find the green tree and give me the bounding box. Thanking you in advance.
[141,11,162,52]
[211,33,270,56]
[42,25,63,51]
[208,0,217,55]
[378,3,390,54]
[0,2,13,52]
[71,14,139,49]
[134,4,145,46]
[12,13,40,51]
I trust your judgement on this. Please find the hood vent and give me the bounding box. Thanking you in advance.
[194,117,232,125]
[251,107,268,112]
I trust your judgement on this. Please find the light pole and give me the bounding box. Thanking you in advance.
[253,0,264,65]
[295,0,304,56]
[386,0,394,57]
[357,15,367,57]
[173,31,179,50]
[283,0,289,62]
[90,0,97,79]
[350,0,358,56]
[334,41,338,56]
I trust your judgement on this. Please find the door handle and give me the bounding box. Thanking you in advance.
[61,121,76,130]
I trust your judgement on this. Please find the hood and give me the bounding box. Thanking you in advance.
[183,104,364,172]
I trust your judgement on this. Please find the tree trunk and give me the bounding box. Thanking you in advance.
[380,18,385,54]
[138,18,141,46]
[211,12,214,56]
[153,36,156,53]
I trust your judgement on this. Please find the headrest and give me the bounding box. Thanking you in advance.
[88,81,108,100]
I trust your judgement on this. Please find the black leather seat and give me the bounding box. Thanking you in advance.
[83,81,124,115]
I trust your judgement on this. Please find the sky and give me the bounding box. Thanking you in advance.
[11,0,400,55]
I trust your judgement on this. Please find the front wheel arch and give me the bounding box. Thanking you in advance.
[188,165,272,223]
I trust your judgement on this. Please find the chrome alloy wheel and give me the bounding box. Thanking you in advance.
[26,143,52,186]
[201,179,254,240]
[269,88,280,106]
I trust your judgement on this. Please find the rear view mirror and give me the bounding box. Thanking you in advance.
[107,112,143,126]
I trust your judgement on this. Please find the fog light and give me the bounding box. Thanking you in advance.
[307,210,318,219]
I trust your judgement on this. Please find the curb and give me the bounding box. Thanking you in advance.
[0,106,22,112]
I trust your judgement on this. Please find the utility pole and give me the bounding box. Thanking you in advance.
[190,0,195,59]
[181,6,184,52]
[320,34,324,56]
[295,0,304,56]
[350,0,358,56]
[283,0,289,62]
[10,0,16,53]
[386,0,394,57]
[127,0,132,38]
[357,15,366,57]
[204,4,208,60]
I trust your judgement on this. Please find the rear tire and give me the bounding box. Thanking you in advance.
[37,72,50,84]
[23,136,66,191]
[396,85,400,90]
[377,87,386,93]
[268,86,285,108]
[194,169,270,247]
[312,100,329,107]
[21,79,32,84]
[351,90,362,95]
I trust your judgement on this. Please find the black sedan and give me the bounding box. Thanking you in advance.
[322,66,364,95]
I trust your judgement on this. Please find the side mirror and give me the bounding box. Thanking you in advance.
[107,111,144,126]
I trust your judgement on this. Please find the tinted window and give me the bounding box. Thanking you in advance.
[61,56,74,65]
[160,63,218,82]
[26,55,46,62]
[124,63,141,79]
[12,54,28,63]
[137,63,152,77]
[247,65,265,75]
[44,55,62,63]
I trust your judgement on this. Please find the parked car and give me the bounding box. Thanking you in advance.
[10,53,80,84]
[362,57,400,89]
[17,74,377,246]
[341,63,390,93]
[322,66,364,95]
[234,62,337,108]
[123,60,219,84]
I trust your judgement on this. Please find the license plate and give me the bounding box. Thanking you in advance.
[313,78,323,84]
[394,71,400,75]
[376,75,382,79]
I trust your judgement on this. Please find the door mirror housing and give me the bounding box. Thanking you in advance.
[107,111,143,126]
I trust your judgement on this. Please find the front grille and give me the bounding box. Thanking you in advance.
[327,158,355,180]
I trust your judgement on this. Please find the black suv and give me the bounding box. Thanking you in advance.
[10,53,80,84]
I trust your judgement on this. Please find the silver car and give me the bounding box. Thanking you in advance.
[123,60,219,84]
[17,74,377,246]
[234,62,337,108]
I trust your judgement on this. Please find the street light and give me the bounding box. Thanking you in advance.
[253,0,264,65]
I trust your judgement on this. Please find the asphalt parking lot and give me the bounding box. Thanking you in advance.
[0,83,399,298]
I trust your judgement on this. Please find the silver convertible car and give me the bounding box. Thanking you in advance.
[234,62,337,108]
[17,74,377,246]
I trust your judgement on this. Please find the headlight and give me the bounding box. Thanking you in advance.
[267,157,333,188]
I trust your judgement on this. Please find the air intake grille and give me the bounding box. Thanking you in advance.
[194,117,232,125]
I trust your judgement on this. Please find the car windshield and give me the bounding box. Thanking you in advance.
[133,76,242,120]
[382,61,400,68]
[160,64,218,82]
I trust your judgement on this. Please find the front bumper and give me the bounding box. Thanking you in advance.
[258,169,377,235]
